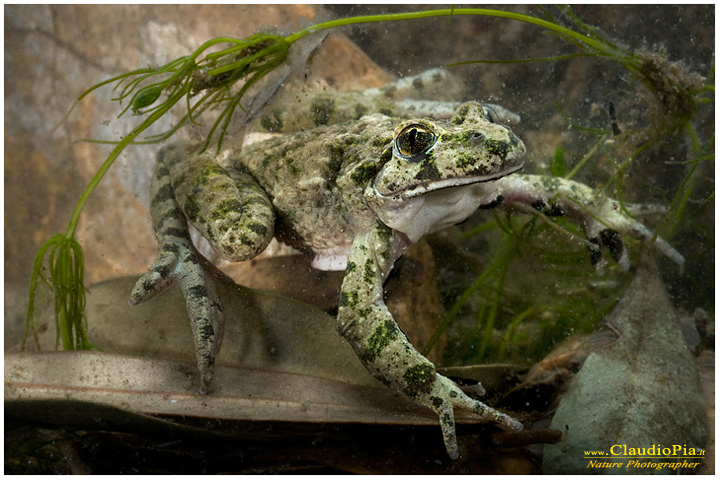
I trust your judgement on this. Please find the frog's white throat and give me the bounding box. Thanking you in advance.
[371,177,509,243]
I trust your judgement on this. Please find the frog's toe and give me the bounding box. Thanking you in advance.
[456,392,524,433]
[179,258,224,394]
[451,387,523,434]
[435,398,460,460]
[129,251,179,305]
[588,228,630,271]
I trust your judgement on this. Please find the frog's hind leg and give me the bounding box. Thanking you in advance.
[130,143,275,393]
[130,153,224,393]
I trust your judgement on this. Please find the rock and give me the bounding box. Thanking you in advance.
[543,251,707,474]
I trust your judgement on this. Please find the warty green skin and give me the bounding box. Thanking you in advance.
[130,73,684,459]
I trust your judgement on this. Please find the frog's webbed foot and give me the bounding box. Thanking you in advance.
[340,310,522,459]
[496,174,685,270]
[421,374,523,459]
[130,158,224,394]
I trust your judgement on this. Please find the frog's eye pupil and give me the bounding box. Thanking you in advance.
[406,128,418,148]
[394,124,437,162]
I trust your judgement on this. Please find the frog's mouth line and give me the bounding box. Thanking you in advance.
[376,162,524,199]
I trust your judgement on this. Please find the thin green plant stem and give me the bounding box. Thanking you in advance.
[24,83,191,350]
[476,234,514,360]
[284,8,635,68]
[448,52,594,66]
[654,128,714,240]
[497,306,537,362]
[565,133,608,180]
[420,262,496,357]
[66,85,191,239]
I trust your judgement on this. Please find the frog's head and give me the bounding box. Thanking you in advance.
[368,101,526,242]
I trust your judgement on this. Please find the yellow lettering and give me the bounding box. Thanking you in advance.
[587,460,624,469]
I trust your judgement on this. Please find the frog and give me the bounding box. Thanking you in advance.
[129,69,683,459]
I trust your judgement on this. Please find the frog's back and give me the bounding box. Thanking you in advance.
[234,114,395,267]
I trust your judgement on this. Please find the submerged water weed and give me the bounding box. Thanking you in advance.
[24,234,95,351]
[425,209,620,365]
[24,7,711,352]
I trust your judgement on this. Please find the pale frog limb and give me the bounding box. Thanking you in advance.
[337,224,523,460]
[493,174,685,269]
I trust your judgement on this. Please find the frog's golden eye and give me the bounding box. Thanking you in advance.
[393,124,438,162]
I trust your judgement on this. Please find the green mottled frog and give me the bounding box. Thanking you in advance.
[130,69,683,459]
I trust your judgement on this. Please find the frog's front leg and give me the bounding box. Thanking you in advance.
[494,174,684,269]
[130,143,275,393]
[337,225,522,459]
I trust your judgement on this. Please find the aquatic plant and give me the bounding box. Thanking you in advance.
[24,7,712,353]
